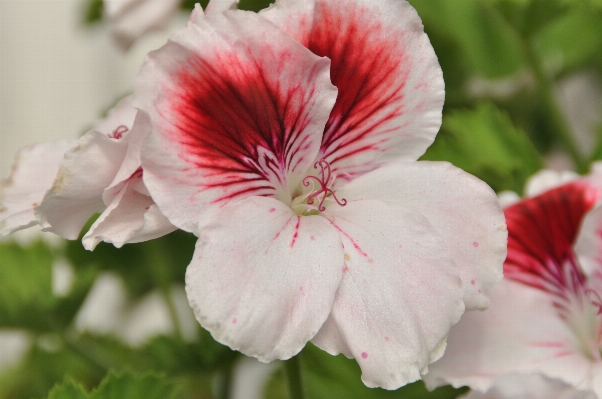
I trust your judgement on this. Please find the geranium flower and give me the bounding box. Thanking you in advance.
[0,97,175,249]
[424,169,602,396]
[135,0,507,389]
[0,140,76,234]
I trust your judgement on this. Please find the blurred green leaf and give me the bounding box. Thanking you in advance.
[65,230,195,299]
[82,0,104,25]
[46,371,182,399]
[265,345,466,399]
[534,5,602,74]
[409,0,525,78]
[422,102,542,193]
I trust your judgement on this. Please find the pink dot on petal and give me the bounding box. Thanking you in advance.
[478,290,482,293]
[473,241,479,247]
[471,279,475,285]
[310,235,316,241]
[361,352,368,359]
[299,286,303,291]
[232,318,237,324]
[269,208,276,213]
[384,336,390,342]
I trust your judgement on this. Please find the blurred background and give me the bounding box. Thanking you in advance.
[1,0,602,398]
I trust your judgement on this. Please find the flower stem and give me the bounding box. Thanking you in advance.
[524,40,588,173]
[284,355,305,399]
[215,361,234,399]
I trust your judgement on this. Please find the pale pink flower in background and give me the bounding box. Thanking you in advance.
[461,374,596,399]
[0,97,174,249]
[104,0,182,50]
[0,140,76,235]
[135,0,506,389]
[424,168,602,397]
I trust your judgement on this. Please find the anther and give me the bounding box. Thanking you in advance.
[110,125,129,140]
[302,159,347,212]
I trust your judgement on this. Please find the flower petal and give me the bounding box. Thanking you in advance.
[205,0,239,14]
[35,131,129,239]
[82,176,176,251]
[136,10,337,233]
[311,200,464,389]
[0,140,75,235]
[185,196,343,361]
[105,0,181,50]
[424,280,595,395]
[462,374,597,399]
[334,161,507,310]
[261,0,444,182]
[503,181,602,300]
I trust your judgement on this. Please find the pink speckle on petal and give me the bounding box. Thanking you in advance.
[473,241,479,247]
[343,265,349,273]
[398,244,403,248]
[471,279,476,285]
[232,318,237,324]
[269,207,276,213]
[310,235,316,241]
[299,286,304,291]
[384,336,390,342]
[478,290,482,293]
[361,352,368,359]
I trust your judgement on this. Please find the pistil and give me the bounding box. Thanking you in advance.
[302,160,347,212]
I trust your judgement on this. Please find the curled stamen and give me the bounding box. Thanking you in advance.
[302,159,347,212]
[110,125,129,140]
[585,289,602,315]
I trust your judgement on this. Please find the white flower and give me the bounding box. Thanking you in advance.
[134,0,506,389]
[425,168,602,397]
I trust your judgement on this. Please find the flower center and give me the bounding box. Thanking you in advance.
[291,160,346,215]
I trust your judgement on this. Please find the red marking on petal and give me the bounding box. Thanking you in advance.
[304,2,409,174]
[232,318,237,324]
[530,341,565,348]
[164,42,326,203]
[470,279,476,285]
[333,223,369,258]
[504,182,601,301]
[269,207,276,213]
[310,235,316,241]
[361,352,368,359]
[343,265,349,273]
[290,216,301,248]
[384,336,390,342]
[473,241,479,247]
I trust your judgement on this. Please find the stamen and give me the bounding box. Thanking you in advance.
[110,125,129,139]
[302,159,347,212]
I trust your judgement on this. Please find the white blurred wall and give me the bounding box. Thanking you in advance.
[0,0,181,177]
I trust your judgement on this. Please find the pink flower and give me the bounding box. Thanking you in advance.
[0,97,175,248]
[135,0,506,389]
[425,169,602,396]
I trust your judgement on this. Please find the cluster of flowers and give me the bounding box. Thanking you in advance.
[1,0,601,396]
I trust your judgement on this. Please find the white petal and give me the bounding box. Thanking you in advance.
[525,169,581,197]
[136,10,337,233]
[105,0,181,50]
[262,0,444,181]
[0,140,75,235]
[35,131,128,239]
[462,374,597,399]
[185,196,343,361]
[311,200,464,389]
[82,177,175,251]
[424,280,595,395]
[335,161,507,310]
[205,0,239,14]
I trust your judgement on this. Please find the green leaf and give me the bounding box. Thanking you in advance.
[46,371,182,399]
[265,345,466,399]
[409,0,525,78]
[65,230,195,299]
[534,5,602,73]
[82,0,104,25]
[422,102,543,194]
